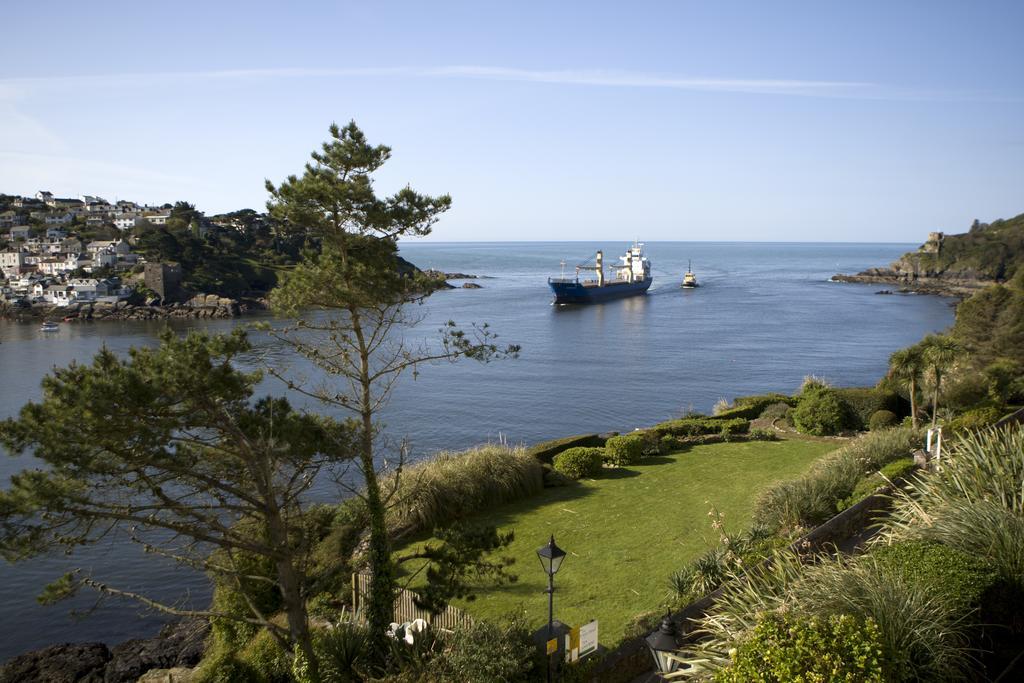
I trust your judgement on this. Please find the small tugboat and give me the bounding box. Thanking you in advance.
[40,321,59,332]
[548,242,653,304]
[681,260,699,289]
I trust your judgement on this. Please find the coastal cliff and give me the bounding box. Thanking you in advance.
[833,212,1024,296]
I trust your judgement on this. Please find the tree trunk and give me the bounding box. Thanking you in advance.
[352,306,395,665]
[931,370,942,430]
[265,506,319,681]
[909,376,919,429]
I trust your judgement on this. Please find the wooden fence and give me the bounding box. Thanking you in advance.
[352,572,473,631]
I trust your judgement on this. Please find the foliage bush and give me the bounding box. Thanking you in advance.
[884,426,1024,591]
[553,447,604,479]
[238,629,292,683]
[837,457,916,512]
[759,401,792,422]
[748,427,777,441]
[421,619,537,683]
[835,387,901,429]
[659,434,682,453]
[652,416,749,438]
[193,650,262,683]
[871,540,999,613]
[868,409,898,431]
[525,433,606,463]
[754,427,920,531]
[603,434,646,465]
[792,386,856,436]
[945,405,1004,435]
[384,444,544,535]
[714,613,885,683]
[313,622,370,682]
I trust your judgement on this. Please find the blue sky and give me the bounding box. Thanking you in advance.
[1,1,1021,242]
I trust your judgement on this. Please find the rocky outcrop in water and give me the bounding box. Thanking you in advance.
[0,619,208,683]
[833,214,1024,297]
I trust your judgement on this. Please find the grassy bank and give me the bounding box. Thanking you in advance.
[396,436,836,645]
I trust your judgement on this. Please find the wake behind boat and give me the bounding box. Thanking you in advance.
[548,242,653,304]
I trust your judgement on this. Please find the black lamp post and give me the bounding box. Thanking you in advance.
[536,535,567,683]
[645,611,681,675]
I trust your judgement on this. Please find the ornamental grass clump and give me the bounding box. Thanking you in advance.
[386,444,544,536]
[754,426,920,532]
[883,426,1024,591]
[674,551,974,682]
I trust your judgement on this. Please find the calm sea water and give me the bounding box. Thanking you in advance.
[0,241,953,660]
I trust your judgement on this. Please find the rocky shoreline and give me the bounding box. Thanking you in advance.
[1,294,269,323]
[830,269,996,297]
[0,619,208,683]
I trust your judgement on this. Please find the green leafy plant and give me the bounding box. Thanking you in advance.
[603,434,646,466]
[792,386,856,436]
[714,613,886,683]
[868,409,898,431]
[836,457,916,511]
[553,447,604,479]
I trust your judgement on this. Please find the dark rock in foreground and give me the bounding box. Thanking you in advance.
[0,643,110,683]
[0,619,208,683]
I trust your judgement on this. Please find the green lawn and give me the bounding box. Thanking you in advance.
[397,437,837,646]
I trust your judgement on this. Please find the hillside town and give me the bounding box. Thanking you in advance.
[1,190,282,318]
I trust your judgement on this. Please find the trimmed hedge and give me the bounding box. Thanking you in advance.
[714,393,797,420]
[834,387,902,429]
[868,409,898,431]
[526,433,608,463]
[652,416,750,438]
[553,447,604,479]
[604,434,646,466]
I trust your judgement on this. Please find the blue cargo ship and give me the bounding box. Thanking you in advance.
[548,242,653,304]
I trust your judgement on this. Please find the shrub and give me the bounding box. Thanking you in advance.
[946,405,1004,435]
[541,465,575,487]
[714,613,885,683]
[759,401,792,422]
[238,629,292,683]
[792,556,975,682]
[871,540,999,613]
[314,622,370,682]
[425,619,537,682]
[884,426,1024,591]
[652,416,749,438]
[385,444,544,535]
[755,427,920,531]
[837,457,916,512]
[835,387,901,429]
[553,447,604,479]
[800,375,831,394]
[868,409,898,431]
[603,434,645,466]
[193,649,262,683]
[525,433,606,463]
[792,387,856,436]
[748,428,777,441]
[659,434,682,453]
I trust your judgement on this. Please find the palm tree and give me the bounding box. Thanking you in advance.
[889,344,925,429]
[921,334,963,429]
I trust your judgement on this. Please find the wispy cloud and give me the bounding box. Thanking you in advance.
[1,65,876,99]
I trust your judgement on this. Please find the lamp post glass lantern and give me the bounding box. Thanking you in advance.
[537,534,567,577]
[646,612,681,674]
[537,535,567,683]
